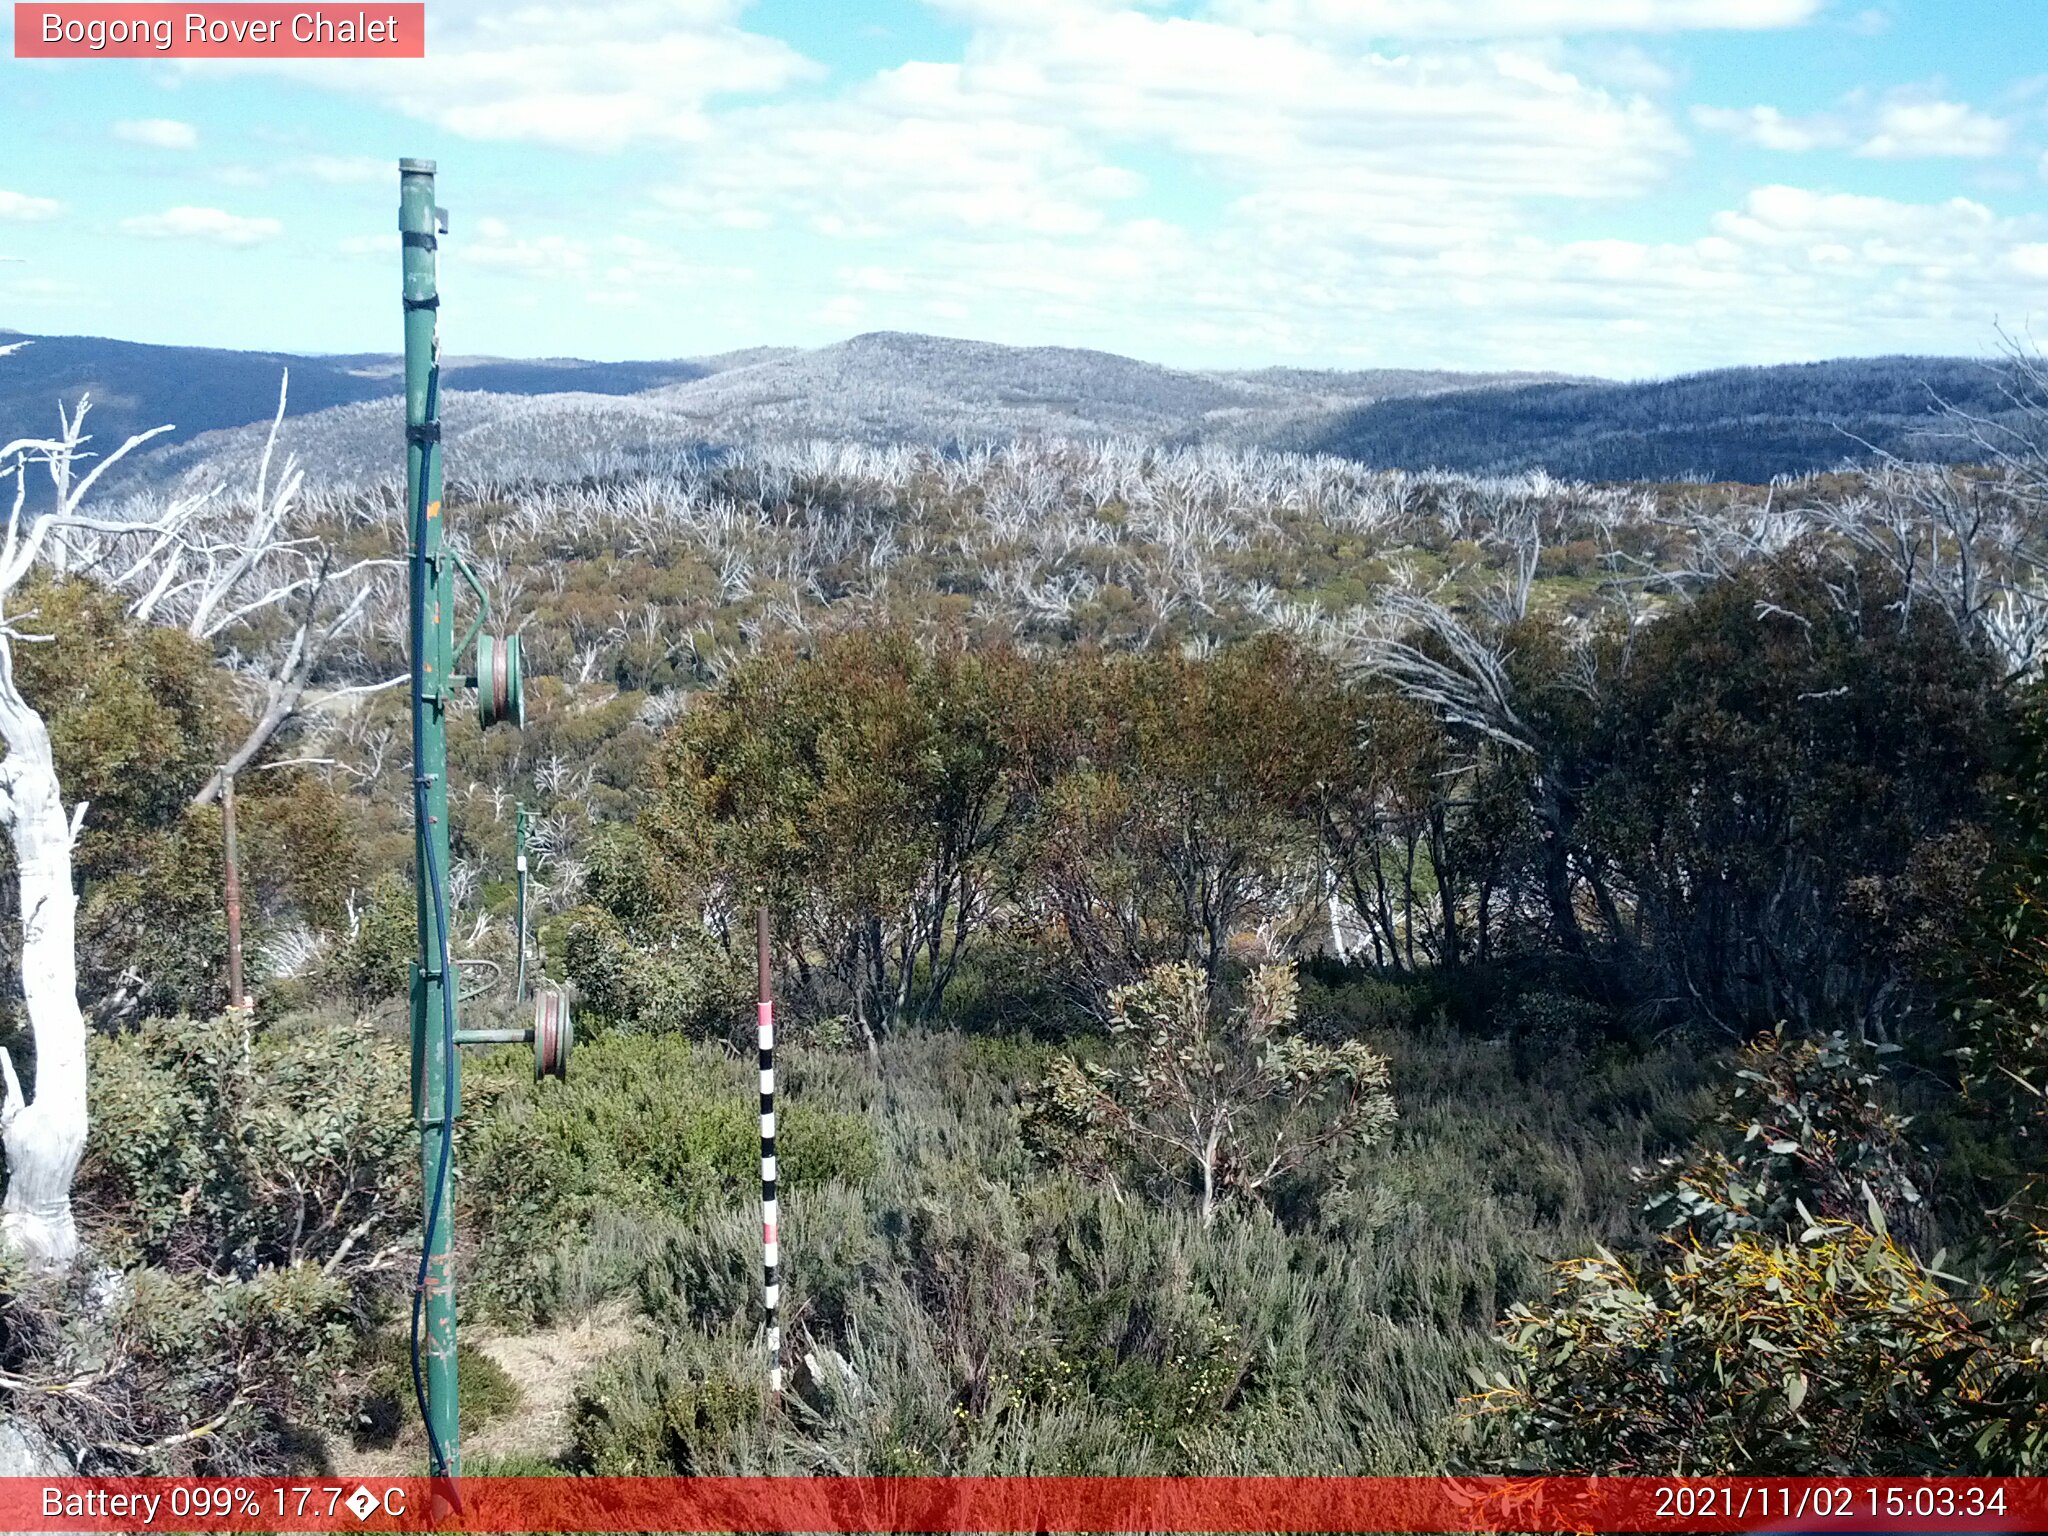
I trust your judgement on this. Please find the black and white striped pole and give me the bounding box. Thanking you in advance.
[757,906,782,1406]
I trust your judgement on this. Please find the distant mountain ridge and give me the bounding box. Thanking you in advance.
[1296,355,2026,484]
[0,331,726,463]
[626,332,1564,448]
[1,328,2023,490]
[109,330,1566,491]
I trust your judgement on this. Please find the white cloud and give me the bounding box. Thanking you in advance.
[0,276,91,308]
[461,231,590,274]
[1573,43,1678,94]
[1691,104,1848,152]
[671,9,1688,255]
[121,206,282,246]
[1714,184,1994,244]
[428,225,748,303]
[1202,0,1822,37]
[658,60,1150,239]
[296,154,385,184]
[199,153,386,188]
[113,118,198,149]
[86,0,2039,374]
[817,294,868,327]
[203,0,820,151]
[759,176,2047,374]
[0,190,61,221]
[1022,19,1681,207]
[640,3,2048,375]
[1695,90,2011,161]
[1856,98,2009,159]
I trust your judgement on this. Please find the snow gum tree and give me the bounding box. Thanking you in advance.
[1025,961,1397,1226]
[0,393,199,1266]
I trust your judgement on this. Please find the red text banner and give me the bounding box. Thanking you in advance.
[0,1476,2041,1533]
[14,5,425,58]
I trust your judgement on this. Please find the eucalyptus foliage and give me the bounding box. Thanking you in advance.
[1025,963,1394,1225]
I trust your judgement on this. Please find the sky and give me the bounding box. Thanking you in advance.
[2,0,2047,376]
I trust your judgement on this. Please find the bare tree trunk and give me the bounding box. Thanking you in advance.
[0,680,85,1268]
[1198,1125,1220,1227]
[191,669,306,809]
[221,772,247,1010]
[189,583,384,810]
[1430,806,1461,972]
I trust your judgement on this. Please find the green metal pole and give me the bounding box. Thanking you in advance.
[401,156,460,1483]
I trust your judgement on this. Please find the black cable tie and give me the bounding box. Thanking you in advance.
[403,294,440,311]
[402,231,438,250]
[406,422,442,445]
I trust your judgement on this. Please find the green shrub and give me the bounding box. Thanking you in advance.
[1642,1027,1930,1248]
[937,937,1091,1041]
[557,903,747,1039]
[459,1009,1701,1475]
[1471,1218,2047,1473]
[354,1335,521,1446]
[1022,963,1395,1226]
[1470,1028,2047,1474]
[0,1255,359,1473]
[80,1013,413,1280]
[595,1027,1591,1474]
[463,1034,877,1320]
[463,1452,573,1475]
[0,1014,421,1473]
[0,575,242,1027]
[1297,973,1422,1041]
[324,873,417,1008]
[1500,988,1613,1070]
[569,1332,764,1474]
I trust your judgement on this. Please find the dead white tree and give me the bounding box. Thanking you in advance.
[0,396,203,1266]
[85,375,402,805]
[1356,591,1535,756]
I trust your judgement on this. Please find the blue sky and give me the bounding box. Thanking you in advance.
[2,0,2046,375]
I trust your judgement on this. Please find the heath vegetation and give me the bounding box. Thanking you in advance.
[1,344,2047,1474]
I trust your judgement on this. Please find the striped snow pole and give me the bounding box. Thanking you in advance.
[757,906,782,1401]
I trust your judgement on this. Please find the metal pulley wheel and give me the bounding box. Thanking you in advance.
[477,633,525,729]
[533,984,573,1080]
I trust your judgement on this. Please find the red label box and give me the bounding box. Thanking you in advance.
[14,4,425,57]
[0,1476,2042,1533]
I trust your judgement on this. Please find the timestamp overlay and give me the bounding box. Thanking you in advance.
[0,1477,2040,1532]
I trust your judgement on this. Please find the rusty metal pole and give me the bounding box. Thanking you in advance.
[221,771,247,1010]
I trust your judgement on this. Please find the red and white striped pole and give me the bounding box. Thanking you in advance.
[757,906,782,1403]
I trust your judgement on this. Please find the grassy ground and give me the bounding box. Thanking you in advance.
[411,983,1708,1476]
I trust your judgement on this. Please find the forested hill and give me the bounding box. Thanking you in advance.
[1297,355,2019,483]
[0,331,723,460]
[11,328,1563,492]
[3,328,2021,490]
